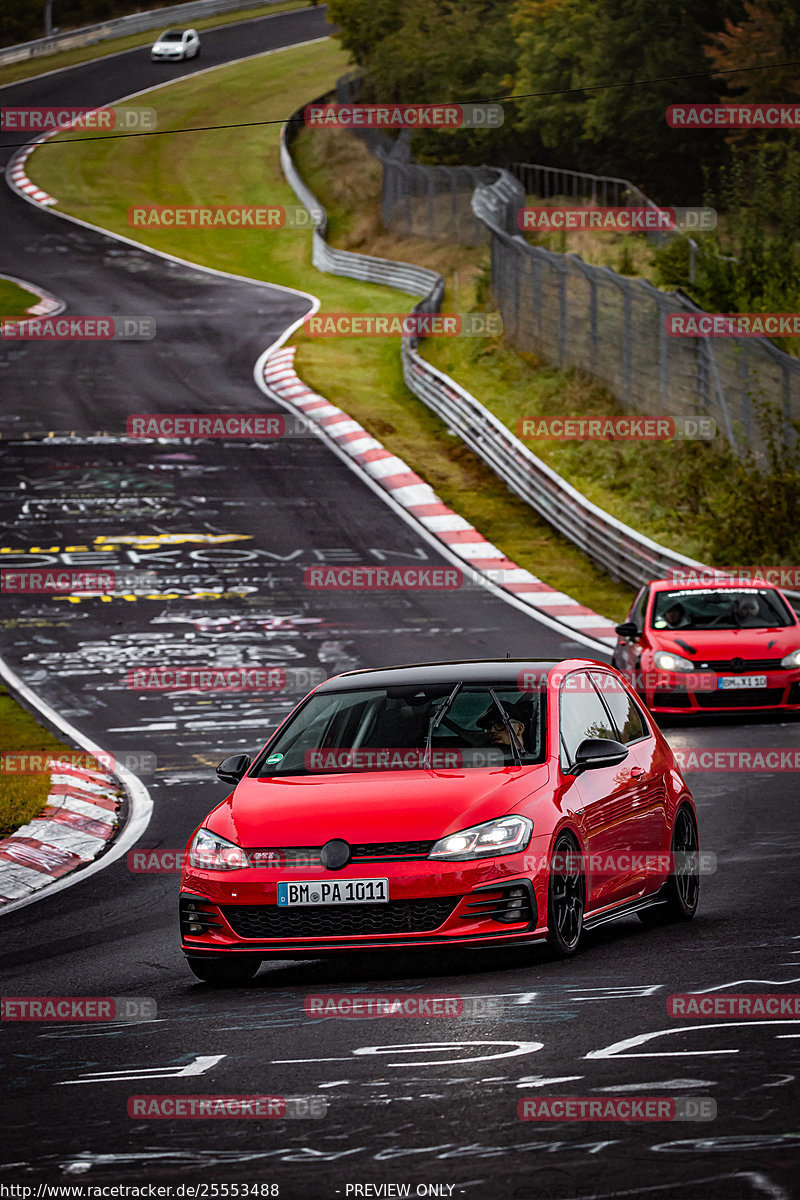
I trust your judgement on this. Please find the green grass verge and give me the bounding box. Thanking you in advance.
[0,0,316,88]
[0,688,78,838]
[0,277,39,318]
[29,41,412,304]
[27,36,636,620]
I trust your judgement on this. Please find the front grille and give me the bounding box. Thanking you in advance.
[352,840,435,860]
[789,682,800,704]
[246,841,435,866]
[220,897,459,939]
[697,658,785,672]
[695,688,785,708]
[651,690,691,708]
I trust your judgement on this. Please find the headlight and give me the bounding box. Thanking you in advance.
[190,828,248,871]
[429,815,532,861]
[653,650,694,672]
[781,648,800,668]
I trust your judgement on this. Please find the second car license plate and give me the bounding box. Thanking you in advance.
[277,878,389,906]
[717,675,767,690]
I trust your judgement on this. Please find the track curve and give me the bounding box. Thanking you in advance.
[0,11,798,1199]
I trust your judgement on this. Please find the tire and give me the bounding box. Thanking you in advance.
[187,955,261,985]
[638,804,699,926]
[546,831,586,956]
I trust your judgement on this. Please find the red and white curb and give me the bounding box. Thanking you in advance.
[0,272,64,328]
[263,347,618,647]
[7,136,58,206]
[0,760,123,906]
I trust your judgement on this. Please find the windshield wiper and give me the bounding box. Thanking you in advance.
[423,682,462,769]
[488,687,523,766]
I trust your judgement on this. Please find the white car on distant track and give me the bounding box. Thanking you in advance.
[150,29,201,61]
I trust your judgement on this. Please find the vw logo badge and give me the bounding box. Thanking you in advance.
[320,839,351,871]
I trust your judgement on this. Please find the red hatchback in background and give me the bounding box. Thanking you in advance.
[179,659,699,985]
[612,578,800,715]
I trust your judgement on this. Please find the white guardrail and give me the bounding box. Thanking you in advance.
[282,102,797,604]
[0,0,290,66]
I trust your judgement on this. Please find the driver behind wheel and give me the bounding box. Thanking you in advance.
[476,700,531,751]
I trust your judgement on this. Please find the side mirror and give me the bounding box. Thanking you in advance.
[615,621,639,639]
[569,737,628,775]
[216,753,252,785]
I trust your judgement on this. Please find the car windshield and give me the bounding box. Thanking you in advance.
[252,683,546,776]
[651,588,793,631]
[161,32,184,41]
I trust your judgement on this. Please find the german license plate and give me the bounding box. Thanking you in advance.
[277,878,389,906]
[717,675,767,690]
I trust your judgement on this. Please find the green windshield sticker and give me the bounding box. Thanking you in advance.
[266,753,284,764]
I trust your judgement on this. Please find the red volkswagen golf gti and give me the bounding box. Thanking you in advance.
[179,659,699,984]
[612,579,800,715]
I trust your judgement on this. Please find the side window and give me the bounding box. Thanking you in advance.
[590,673,648,744]
[559,674,616,766]
[629,586,648,631]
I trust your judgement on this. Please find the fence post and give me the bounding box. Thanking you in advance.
[622,284,632,406]
[703,340,737,451]
[558,259,567,365]
[738,344,751,443]
[589,274,598,372]
[659,300,670,404]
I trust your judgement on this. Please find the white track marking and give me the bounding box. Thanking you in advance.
[56,1053,225,1084]
[586,1020,800,1059]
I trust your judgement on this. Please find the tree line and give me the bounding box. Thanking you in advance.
[327,0,800,202]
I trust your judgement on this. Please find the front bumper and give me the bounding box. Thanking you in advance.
[643,669,800,714]
[180,856,544,958]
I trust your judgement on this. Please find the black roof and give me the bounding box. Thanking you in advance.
[315,659,561,694]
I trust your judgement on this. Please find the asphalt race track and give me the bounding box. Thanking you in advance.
[1,9,799,1198]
